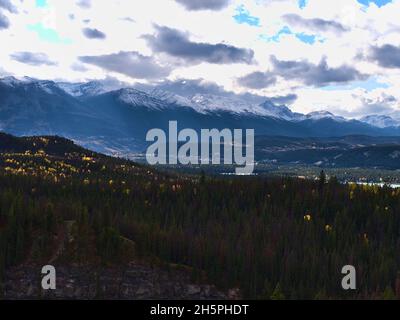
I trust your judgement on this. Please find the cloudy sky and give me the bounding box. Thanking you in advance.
[1,0,400,117]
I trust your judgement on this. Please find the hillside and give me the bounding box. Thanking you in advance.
[2,133,400,299]
[0,133,231,299]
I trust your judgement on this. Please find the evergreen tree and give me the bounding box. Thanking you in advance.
[270,283,285,300]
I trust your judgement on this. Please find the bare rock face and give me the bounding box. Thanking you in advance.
[1,261,233,300]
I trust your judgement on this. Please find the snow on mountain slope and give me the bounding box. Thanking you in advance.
[56,81,109,97]
[0,76,22,87]
[259,100,304,121]
[189,94,270,115]
[306,111,346,122]
[0,76,67,96]
[147,86,303,120]
[149,89,197,109]
[2,77,399,133]
[360,115,400,128]
[0,77,359,123]
[116,88,172,110]
[146,89,297,118]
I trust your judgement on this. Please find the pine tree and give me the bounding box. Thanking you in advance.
[319,170,326,191]
[383,286,396,300]
[270,283,285,300]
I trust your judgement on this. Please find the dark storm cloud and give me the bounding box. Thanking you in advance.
[91,75,130,90]
[270,56,366,86]
[82,27,106,39]
[10,52,58,66]
[0,11,9,29]
[144,26,254,65]
[361,94,397,114]
[339,94,398,118]
[267,94,298,105]
[370,44,400,68]
[76,0,91,9]
[282,14,348,33]
[71,62,88,72]
[139,78,229,97]
[121,17,135,23]
[237,71,277,89]
[0,0,17,30]
[0,0,17,13]
[175,0,231,11]
[78,51,171,79]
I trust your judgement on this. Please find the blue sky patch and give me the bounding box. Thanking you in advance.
[298,0,308,9]
[35,0,48,8]
[260,26,318,45]
[233,5,260,27]
[357,0,392,7]
[295,33,316,44]
[260,26,292,42]
[27,23,72,44]
[321,77,389,91]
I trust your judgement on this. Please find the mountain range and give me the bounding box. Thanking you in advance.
[1,76,400,166]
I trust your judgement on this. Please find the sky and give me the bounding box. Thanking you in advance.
[0,0,400,118]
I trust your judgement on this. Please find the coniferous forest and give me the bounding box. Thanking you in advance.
[1,133,400,299]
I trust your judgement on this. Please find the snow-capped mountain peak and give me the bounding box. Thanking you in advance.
[149,89,196,108]
[56,81,108,97]
[259,100,304,121]
[0,76,38,87]
[0,76,62,95]
[306,111,346,122]
[138,88,304,119]
[115,88,170,110]
[188,93,268,115]
[359,114,400,128]
[3,76,400,132]
[0,76,22,87]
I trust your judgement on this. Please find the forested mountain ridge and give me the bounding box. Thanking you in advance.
[0,133,225,299]
[2,76,400,160]
[1,133,400,299]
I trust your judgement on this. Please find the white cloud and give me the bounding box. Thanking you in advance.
[0,0,399,117]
